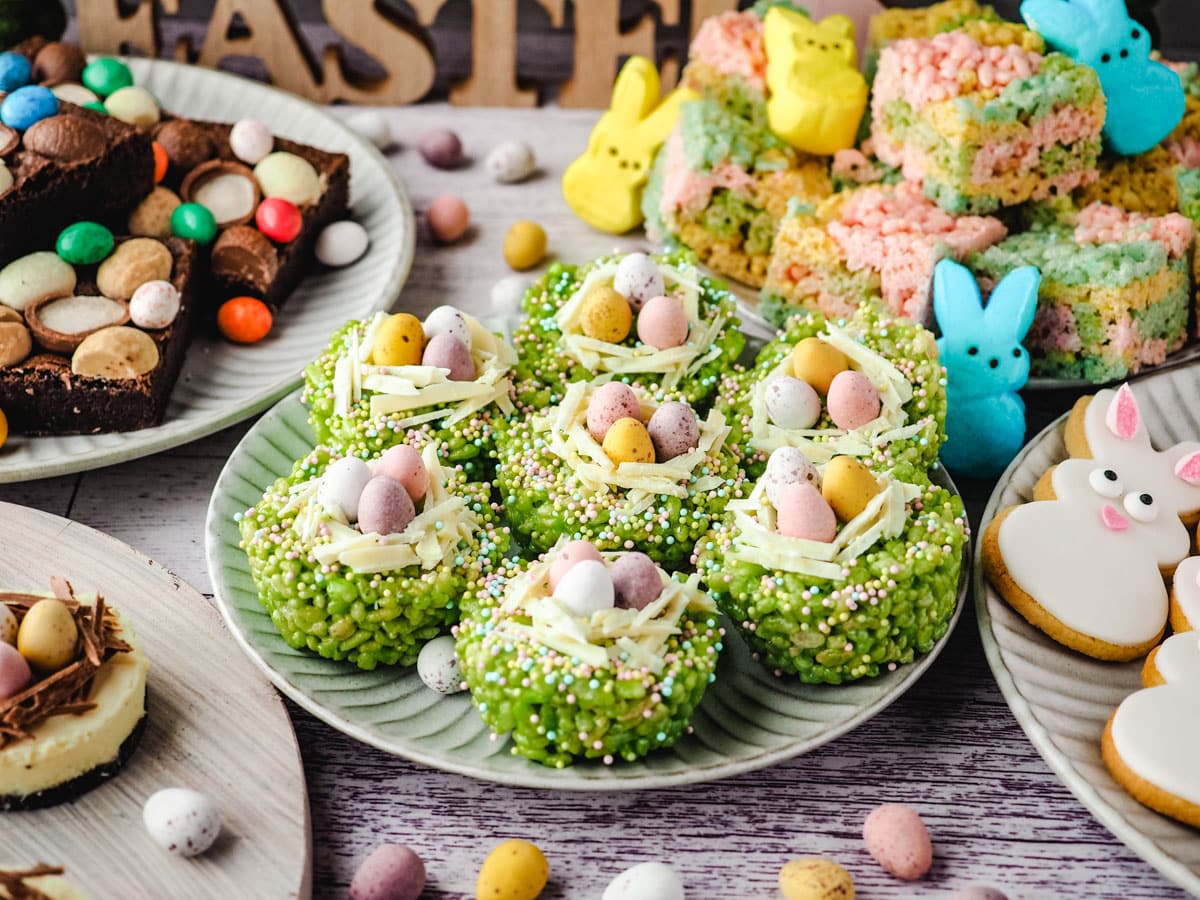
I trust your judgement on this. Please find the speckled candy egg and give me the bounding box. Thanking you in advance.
[350,844,426,900]
[610,552,663,611]
[502,221,546,271]
[476,840,549,900]
[345,111,392,150]
[547,540,604,592]
[416,635,464,695]
[580,285,632,343]
[646,401,699,461]
[374,445,428,505]
[612,253,664,311]
[0,641,31,702]
[779,856,855,900]
[17,599,78,673]
[418,129,463,169]
[765,375,821,430]
[357,476,416,536]
[318,456,373,522]
[485,140,536,183]
[776,482,838,542]
[603,417,655,465]
[791,337,849,395]
[372,313,424,367]
[552,559,615,617]
[143,787,221,857]
[586,382,642,443]
[762,446,821,508]
[822,456,882,523]
[229,118,274,165]
[602,861,684,900]
[129,280,180,330]
[423,305,471,348]
[422,333,475,381]
[315,221,369,267]
[951,888,1007,900]
[427,195,470,244]
[636,295,689,350]
[827,370,881,431]
[863,802,932,881]
[0,602,16,645]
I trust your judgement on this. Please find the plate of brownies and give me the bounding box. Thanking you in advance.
[0,43,413,483]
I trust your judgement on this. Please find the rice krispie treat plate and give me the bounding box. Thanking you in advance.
[976,367,1200,895]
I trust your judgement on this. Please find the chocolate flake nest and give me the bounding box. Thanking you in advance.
[0,863,65,900]
[0,578,131,748]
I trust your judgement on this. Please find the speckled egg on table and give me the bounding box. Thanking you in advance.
[143,787,221,857]
[316,221,369,267]
[427,195,469,244]
[503,220,547,271]
[863,802,933,881]
[779,856,855,900]
[586,382,642,442]
[612,252,664,311]
[418,128,463,169]
[350,844,426,900]
[646,401,699,461]
[345,110,392,150]
[476,840,549,900]
[601,861,684,900]
[485,140,536,183]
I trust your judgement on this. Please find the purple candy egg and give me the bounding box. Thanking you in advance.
[349,843,427,900]
[374,445,428,506]
[0,641,31,701]
[827,370,881,431]
[548,539,604,592]
[586,382,642,443]
[951,889,1008,900]
[610,552,663,610]
[762,446,821,507]
[636,295,689,350]
[775,482,837,542]
[646,401,700,461]
[357,476,416,536]
[421,333,475,381]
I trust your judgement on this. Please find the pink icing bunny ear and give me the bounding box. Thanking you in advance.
[1175,451,1200,485]
[1105,384,1139,441]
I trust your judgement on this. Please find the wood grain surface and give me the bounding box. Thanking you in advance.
[0,104,1193,898]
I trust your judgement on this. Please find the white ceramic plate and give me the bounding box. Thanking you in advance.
[976,367,1200,895]
[0,58,413,484]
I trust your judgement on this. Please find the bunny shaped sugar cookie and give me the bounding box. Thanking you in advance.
[562,56,698,234]
[1021,0,1184,155]
[933,259,1040,479]
[1169,555,1200,632]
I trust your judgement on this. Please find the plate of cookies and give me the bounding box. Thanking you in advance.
[977,371,1200,895]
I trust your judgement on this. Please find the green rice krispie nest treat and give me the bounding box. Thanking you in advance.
[303,308,517,479]
[456,545,722,767]
[696,454,966,684]
[239,441,508,670]
[716,305,945,483]
[512,249,744,409]
[495,379,748,569]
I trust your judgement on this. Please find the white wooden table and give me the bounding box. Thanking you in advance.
[0,105,1188,899]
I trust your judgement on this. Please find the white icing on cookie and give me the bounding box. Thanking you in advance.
[1110,632,1200,805]
[1171,556,1200,630]
[999,457,1168,647]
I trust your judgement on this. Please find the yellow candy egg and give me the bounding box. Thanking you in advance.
[580,286,633,343]
[602,417,655,465]
[791,337,849,395]
[17,599,78,673]
[0,407,7,451]
[475,839,549,900]
[821,455,882,523]
[503,221,547,271]
[779,856,855,900]
[371,313,424,366]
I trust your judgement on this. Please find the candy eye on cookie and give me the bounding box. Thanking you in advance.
[1123,491,1158,524]
[1088,467,1124,498]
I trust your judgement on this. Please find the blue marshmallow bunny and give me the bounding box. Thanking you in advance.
[933,259,1041,479]
[1020,0,1184,155]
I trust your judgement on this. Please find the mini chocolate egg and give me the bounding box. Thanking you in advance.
[779,856,855,900]
[0,602,17,645]
[612,253,664,311]
[776,482,838,542]
[485,140,536,183]
[129,280,180,330]
[357,476,416,536]
[646,401,699,461]
[418,129,463,169]
[863,802,932,881]
[548,540,604,592]
[636,295,689,350]
[602,417,655,465]
[952,888,1008,900]
[503,220,546,271]
[427,195,470,244]
[610,552,663,610]
[423,305,471,348]
[765,375,821,430]
[374,444,428,505]
[491,275,528,314]
[602,862,684,900]
[315,221,369,267]
[475,840,549,900]
[351,843,426,900]
[416,635,464,695]
[17,599,77,673]
[318,456,373,522]
[791,337,849,395]
[0,641,31,702]
[586,382,642,443]
[143,787,221,858]
[229,118,274,165]
[827,370,881,431]
[371,313,425,367]
[580,285,633,343]
[762,446,821,507]
[254,151,321,206]
[822,456,882,523]
[345,111,393,150]
[421,333,476,381]
[103,85,159,128]
[552,559,615,617]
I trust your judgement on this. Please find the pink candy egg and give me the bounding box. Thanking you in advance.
[775,482,837,542]
[863,803,933,881]
[764,375,821,430]
[421,333,475,381]
[646,401,700,461]
[349,843,426,900]
[374,445,428,505]
[357,475,416,536]
[827,370,881,431]
[610,552,663,610]
[548,540,604,592]
[762,446,821,508]
[586,382,642,443]
[636,295,689,350]
[426,195,469,243]
[0,641,31,701]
